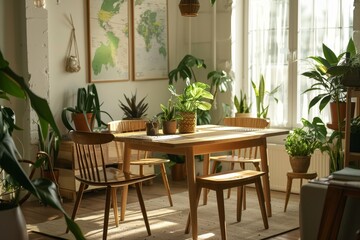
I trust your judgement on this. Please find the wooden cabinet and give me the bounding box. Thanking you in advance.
[55,140,154,200]
[344,87,360,167]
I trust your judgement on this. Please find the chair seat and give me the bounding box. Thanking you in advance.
[75,167,156,187]
[210,155,261,164]
[197,170,265,190]
[130,158,170,165]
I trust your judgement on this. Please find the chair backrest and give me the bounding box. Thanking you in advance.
[69,131,114,183]
[223,117,270,129]
[223,117,270,159]
[108,119,149,160]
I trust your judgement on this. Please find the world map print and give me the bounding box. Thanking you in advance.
[88,0,168,82]
[88,0,129,82]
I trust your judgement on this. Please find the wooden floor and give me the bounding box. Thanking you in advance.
[23,177,300,240]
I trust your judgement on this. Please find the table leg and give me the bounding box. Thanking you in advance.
[202,154,210,205]
[259,138,272,217]
[120,143,131,221]
[185,148,198,240]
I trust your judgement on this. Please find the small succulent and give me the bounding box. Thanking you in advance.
[119,92,148,119]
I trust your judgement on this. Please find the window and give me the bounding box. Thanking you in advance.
[234,0,353,127]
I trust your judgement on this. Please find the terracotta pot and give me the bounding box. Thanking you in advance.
[328,102,355,130]
[0,206,28,240]
[178,0,200,17]
[171,163,186,181]
[162,120,177,134]
[72,113,94,132]
[289,156,311,173]
[178,112,196,133]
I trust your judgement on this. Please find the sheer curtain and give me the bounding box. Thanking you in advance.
[241,0,353,127]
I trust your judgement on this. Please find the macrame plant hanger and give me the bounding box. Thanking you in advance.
[65,14,81,73]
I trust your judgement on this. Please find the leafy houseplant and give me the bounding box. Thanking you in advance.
[251,74,280,119]
[169,80,213,133]
[168,54,232,125]
[285,122,320,173]
[234,90,252,117]
[0,51,84,239]
[62,84,112,132]
[302,39,356,130]
[302,117,344,173]
[157,99,182,134]
[119,92,148,119]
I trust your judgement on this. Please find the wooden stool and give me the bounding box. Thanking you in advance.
[284,171,317,212]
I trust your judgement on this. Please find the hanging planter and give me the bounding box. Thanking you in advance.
[179,0,200,17]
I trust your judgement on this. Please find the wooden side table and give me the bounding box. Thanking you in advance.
[284,171,317,212]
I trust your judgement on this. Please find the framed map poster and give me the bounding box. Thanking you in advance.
[87,0,130,83]
[132,0,169,81]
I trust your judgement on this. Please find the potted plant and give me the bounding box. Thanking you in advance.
[251,74,280,119]
[62,84,112,132]
[285,121,320,173]
[146,116,159,136]
[169,79,213,133]
[157,99,182,134]
[302,117,344,173]
[168,54,232,125]
[302,39,355,130]
[118,92,148,119]
[0,51,84,239]
[234,90,252,118]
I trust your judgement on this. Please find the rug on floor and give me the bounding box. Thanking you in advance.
[27,189,299,240]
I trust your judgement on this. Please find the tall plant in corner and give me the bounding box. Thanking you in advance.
[0,51,84,239]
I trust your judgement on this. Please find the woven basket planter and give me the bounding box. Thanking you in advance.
[179,0,200,17]
[178,112,196,133]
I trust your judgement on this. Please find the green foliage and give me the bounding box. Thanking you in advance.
[207,70,233,102]
[157,99,182,122]
[168,54,206,84]
[119,92,148,119]
[0,50,84,239]
[302,117,344,173]
[36,123,60,171]
[285,124,319,157]
[234,90,251,113]
[168,80,213,113]
[61,84,113,131]
[301,40,354,112]
[251,74,280,118]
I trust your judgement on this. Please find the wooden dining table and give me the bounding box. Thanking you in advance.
[114,124,289,240]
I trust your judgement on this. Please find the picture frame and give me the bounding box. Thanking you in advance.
[87,0,130,83]
[132,0,169,81]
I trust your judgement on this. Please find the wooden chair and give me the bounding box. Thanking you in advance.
[205,117,270,208]
[66,131,155,240]
[185,170,269,240]
[108,119,173,209]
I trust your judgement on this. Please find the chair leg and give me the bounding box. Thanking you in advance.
[284,174,293,212]
[120,186,128,221]
[185,186,202,234]
[203,161,220,206]
[226,163,236,199]
[66,182,86,233]
[236,186,243,222]
[254,179,269,229]
[160,163,173,206]
[216,189,227,240]
[240,163,246,210]
[135,182,151,236]
[111,188,119,227]
[103,186,112,240]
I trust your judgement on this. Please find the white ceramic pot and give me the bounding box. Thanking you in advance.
[0,205,28,239]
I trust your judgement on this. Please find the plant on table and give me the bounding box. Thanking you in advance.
[157,98,182,134]
[0,50,84,239]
